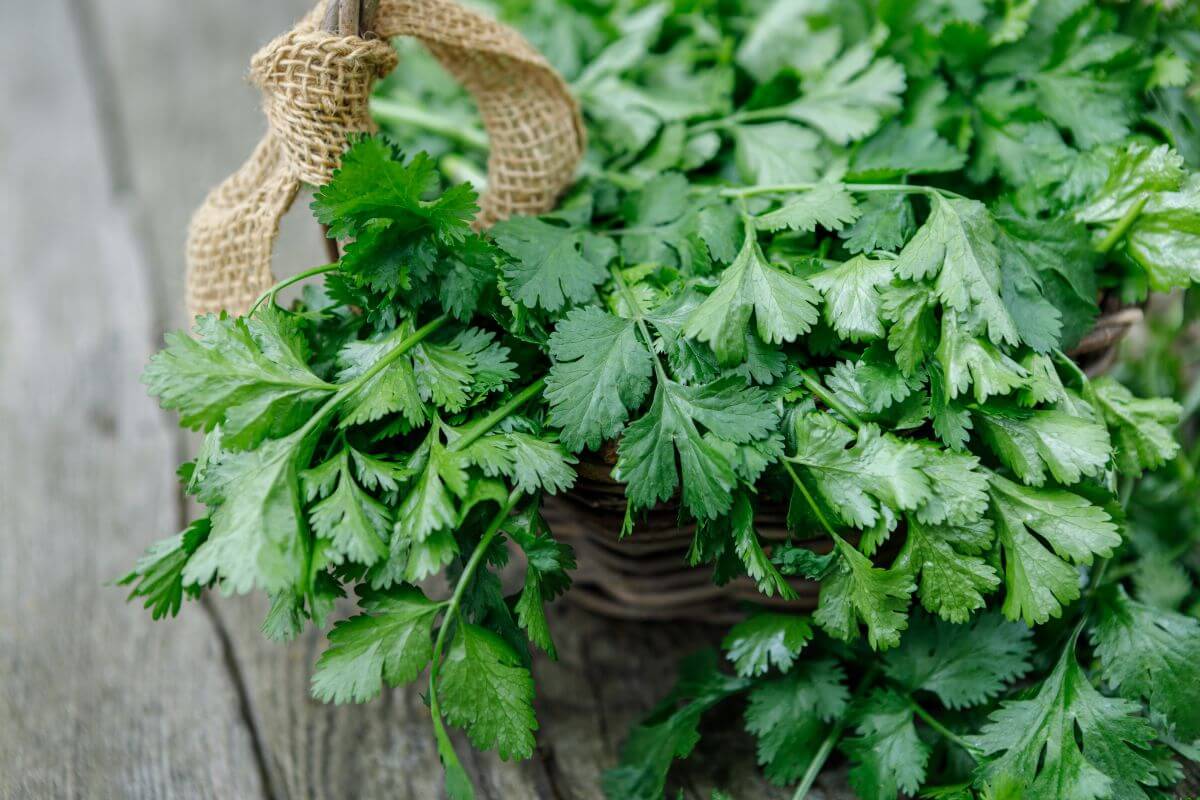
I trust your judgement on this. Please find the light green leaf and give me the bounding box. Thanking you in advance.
[546,306,654,451]
[753,183,861,233]
[438,623,538,761]
[723,613,813,677]
[311,585,438,704]
[814,536,914,650]
[494,216,609,311]
[809,256,893,342]
[989,474,1120,626]
[975,408,1110,487]
[895,195,1018,346]
[684,232,819,365]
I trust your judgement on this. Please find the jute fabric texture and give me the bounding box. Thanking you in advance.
[185,0,584,316]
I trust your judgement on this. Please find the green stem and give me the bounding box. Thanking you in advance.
[427,488,524,780]
[611,266,670,384]
[451,379,547,453]
[296,315,450,439]
[346,316,448,394]
[249,262,339,314]
[792,666,879,800]
[370,97,489,151]
[910,700,983,758]
[799,369,865,429]
[719,182,963,201]
[1095,196,1148,255]
[782,461,840,539]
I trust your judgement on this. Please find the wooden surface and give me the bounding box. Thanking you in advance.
[0,2,852,798]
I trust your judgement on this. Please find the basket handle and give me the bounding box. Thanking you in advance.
[185,0,585,317]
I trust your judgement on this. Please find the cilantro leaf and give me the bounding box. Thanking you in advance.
[849,123,966,181]
[119,518,210,619]
[936,314,1028,403]
[144,310,334,450]
[438,623,538,761]
[841,193,915,254]
[975,407,1111,487]
[753,183,861,234]
[312,137,477,243]
[723,612,812,678]
[809,255,893,342]
[310,585,439,704]
[509,509,576,658]
[604,651,749,800]
[545,306,654,451]
[683,230,819,365]
[898,517,999,623]
[843,689,930,800]
[1092,587,1200,741]
[884,612,1033,709]
[493,216,609,311]
[733,122,823,184]
[814,536,915,650]
[881,282,938,377]
[335,327,425,429]
[1092,377,1181,476]
[790,414,932,530]
[303,448,391,567]
[895,195,1018,347]
[780,41,906,144]
[745,660,849,785]
[989,474,1120,626]
[972,639,1160,800]
[185,429,315,595]
[615,377,776,520]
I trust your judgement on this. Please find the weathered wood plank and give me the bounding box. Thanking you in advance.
[0,1,267,798]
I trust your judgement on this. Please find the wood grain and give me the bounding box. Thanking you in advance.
[0,1,267,797]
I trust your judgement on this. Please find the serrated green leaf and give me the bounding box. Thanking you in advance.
[438,623,538,761]
[884,612,1033,709]
[723,612,812,677]
[494,216,609,311]
[989,474,1120,626]
[311,585,438,704]
[683,231,819,365]
[546,306,654,451]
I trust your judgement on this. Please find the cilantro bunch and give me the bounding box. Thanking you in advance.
[119,0,1200,797]
[371,0,1200,796]
[122,140,578,799]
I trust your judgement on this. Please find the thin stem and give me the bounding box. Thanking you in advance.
[427,488,524,781]
[910,700,983,758]
[792,666,879,800]
[718,182,963,201]
[295,315,450,439]
[1095,196,1148,255]
[370,97,490,151]
[344,316,449,395]
[451,379,547,453]
[783,461,840,539]
[249,262,339,315]
[799,369,865,429]
[610,267,670,384]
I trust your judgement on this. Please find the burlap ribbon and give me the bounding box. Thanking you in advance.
[185,0,585,317]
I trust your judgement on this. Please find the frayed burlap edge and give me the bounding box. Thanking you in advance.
[185,0,585,317]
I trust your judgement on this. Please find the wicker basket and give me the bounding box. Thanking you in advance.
[547,300,1144,623]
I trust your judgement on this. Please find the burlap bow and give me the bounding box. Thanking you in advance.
[185,0,585,317]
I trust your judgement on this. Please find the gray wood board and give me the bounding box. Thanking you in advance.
[0,1,267,797]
